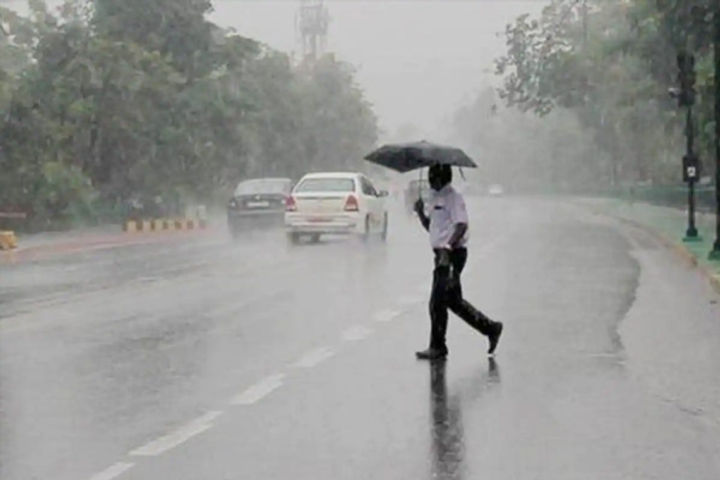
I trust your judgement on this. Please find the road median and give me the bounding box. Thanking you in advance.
[123,217,208,233]
[1,224,214,263]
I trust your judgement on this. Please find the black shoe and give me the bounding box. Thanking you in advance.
[487,321,503,355]
[415,348,448,360]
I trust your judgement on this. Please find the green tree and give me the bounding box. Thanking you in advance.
[0,0,378,228]
[495,0,715,187]
[93,0,216,82]
[300,56,378,173]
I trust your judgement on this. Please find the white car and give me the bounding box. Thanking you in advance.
[284,172,389,243]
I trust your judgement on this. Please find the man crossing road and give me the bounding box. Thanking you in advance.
[414,164,503,360]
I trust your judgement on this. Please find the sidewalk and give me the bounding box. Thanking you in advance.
[581,198,720,291]
[1,223,217,263]
[12,225,123,249]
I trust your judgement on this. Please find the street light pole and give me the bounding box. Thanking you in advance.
[686,104,699,240]
[710,6,720,259]
[676,52,701,241]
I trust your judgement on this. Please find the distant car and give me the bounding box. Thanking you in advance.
[284,172,388,243]
[404,179,431,214]
[227,178,292,237]
[488,184,504,196]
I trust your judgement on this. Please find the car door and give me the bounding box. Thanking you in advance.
[360,176,382,230]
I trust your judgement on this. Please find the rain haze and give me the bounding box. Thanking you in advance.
[1,1,720,480]
[5,0,547,137]
[208,0,546,139]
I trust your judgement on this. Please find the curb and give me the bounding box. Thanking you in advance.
[1,228,216,264]
[123,218,208,233]
[597,211,720,295]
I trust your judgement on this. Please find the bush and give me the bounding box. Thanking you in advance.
[30,162,98,230]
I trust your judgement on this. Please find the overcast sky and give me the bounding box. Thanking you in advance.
[3,0,548,140]
[210,1,546,140]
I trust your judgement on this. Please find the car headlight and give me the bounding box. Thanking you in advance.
[229,199,237,208]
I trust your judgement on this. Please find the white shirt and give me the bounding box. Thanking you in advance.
[428,184,469,249]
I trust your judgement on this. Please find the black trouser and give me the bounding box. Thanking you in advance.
[429,247,493,352]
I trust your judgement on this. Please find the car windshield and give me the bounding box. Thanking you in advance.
[234,180,289,196]
[295,178,355,193]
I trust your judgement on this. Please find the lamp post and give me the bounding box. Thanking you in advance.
[674,52,701,241]
[683,103,700,241]
[710,7,720,259]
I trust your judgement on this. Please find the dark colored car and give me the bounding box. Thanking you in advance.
[404,178,431,215]
[227,178,293,237]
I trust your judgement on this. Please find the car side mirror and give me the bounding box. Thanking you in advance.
[377,190,389,197]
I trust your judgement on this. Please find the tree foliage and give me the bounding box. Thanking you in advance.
[449,86,609,193]
[494,0,716,188]
[0,0,377,229]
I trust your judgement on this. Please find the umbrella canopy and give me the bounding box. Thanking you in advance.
[363,140,477,173]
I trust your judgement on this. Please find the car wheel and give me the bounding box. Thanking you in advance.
[380,213,388,241]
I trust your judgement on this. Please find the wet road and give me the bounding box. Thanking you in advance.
[1,198,720,479]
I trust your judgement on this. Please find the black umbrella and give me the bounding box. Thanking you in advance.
[363,140,477,173]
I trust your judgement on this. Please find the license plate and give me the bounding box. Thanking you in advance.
[308,217,330,223]
[246,201,270,208]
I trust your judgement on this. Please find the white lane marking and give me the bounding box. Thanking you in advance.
[129,411,223,457]
[292,347,335,368]
[372,309,403,323]
[231,374,285,406]
[341,325,373,342]
[88,462,135,480]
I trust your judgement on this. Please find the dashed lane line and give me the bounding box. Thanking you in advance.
[292,347,336,368]
[341,325,373,342]
[129,411,223,457]
[89,305,408,476]
[88,462,135,480]
[230,374,285,406]
[91,306,409,474]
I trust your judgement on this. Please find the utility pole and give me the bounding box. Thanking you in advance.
[710,6,720,259]
[684,101,700,240]
[675,52,701,241]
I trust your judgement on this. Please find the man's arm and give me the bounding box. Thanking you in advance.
[443,192,468,249]
[414,199,430,232]
[447,222,467,249]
